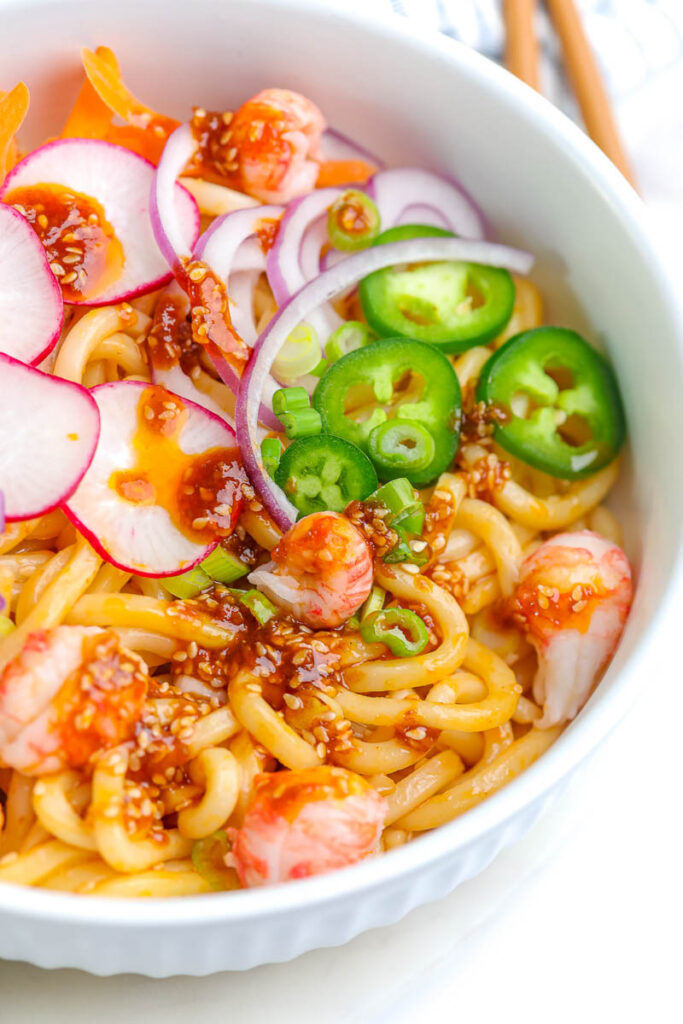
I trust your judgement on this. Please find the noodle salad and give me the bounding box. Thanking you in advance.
[0,48,632,898]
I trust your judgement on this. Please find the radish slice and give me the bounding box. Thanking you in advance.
[237,236,534,531]
[0,204,64,364]
[151,362,234,427]
[1,139,199,306]
[367,168,486,239]
[65,380,244,576]
[150,123,200,269]
[320,129,383,169]
[0,354,100,521]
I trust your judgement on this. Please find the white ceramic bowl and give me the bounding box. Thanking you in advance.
[1,0,682,978]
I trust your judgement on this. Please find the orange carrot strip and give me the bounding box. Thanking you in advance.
[81,47,179,136]
[104,124,168,165]
[316,159,377,188]
[0,82,29,184]
[61,45,118,139]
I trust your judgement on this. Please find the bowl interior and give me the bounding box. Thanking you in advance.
[1,0,682,926]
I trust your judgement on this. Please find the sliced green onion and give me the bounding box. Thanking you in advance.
[261,437,282,477]
[372,478,416,516]
[272,323,323,381]
[361,585,385,622]
[200,546,248,584]
[163,566,212,599]
[390,501,426,537]
[326,321,375,364]
[368,419,436,476]
[280,407,322,440]
[310,358,329,378]
[346,614,361,631]
[272,386,310,417]
[328,190,381,251]
[192,831,235,891]
[0,616,15,636]
[372,479,425,536]
[383,535,430,567]
[239,589,277,625]
[360,608,429,657]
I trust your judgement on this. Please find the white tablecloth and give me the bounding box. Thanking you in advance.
[2,2,682,1018]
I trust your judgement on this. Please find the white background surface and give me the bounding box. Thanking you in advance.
[2,4,683,1020]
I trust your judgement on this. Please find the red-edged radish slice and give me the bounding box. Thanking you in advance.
[0,204,64,364]
[0,354,100,521]
[1,139,199,306]
[65,380,246,576]
[152,363,234,427]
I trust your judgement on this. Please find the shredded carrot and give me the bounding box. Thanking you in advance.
[61,45,118,139]
[316,159,377,188]
[81,47,179,137]
[0,82,29,184]
[104,124,168,165]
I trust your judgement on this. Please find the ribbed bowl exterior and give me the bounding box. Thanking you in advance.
[0,786,561,976]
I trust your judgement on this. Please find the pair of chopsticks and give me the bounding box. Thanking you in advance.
[503,0,636,188]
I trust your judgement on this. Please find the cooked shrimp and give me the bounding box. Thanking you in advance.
[0,626,148,775]
[510,530,632,728]
[228,765,386,887]
[248,511,373,628]
[229,88,325,203]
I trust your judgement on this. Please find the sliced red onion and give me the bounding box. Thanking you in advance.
[211,349,281,433]
[150,123,201,269]
[0,204,64,364]
[65,380,241,576]
[367,168,486,239]
[320,128,383,169]
[237,236,533,531]
[0,353,100,521]
[395,203,451,230]
[2,139,199,305]
[266,187,342,305]
[228,269,261,346]
[192,206,286,431]
[299,215,330,281]
[194,204,284,277]
[320,247,348,274]
[266,187,344,340]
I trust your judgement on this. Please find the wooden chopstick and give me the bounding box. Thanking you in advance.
[545,0,637,187]
[503,0,540,91]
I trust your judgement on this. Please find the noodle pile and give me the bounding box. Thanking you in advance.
[0,191,623,895]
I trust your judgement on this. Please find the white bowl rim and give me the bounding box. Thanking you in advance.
[1,0,682,929]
